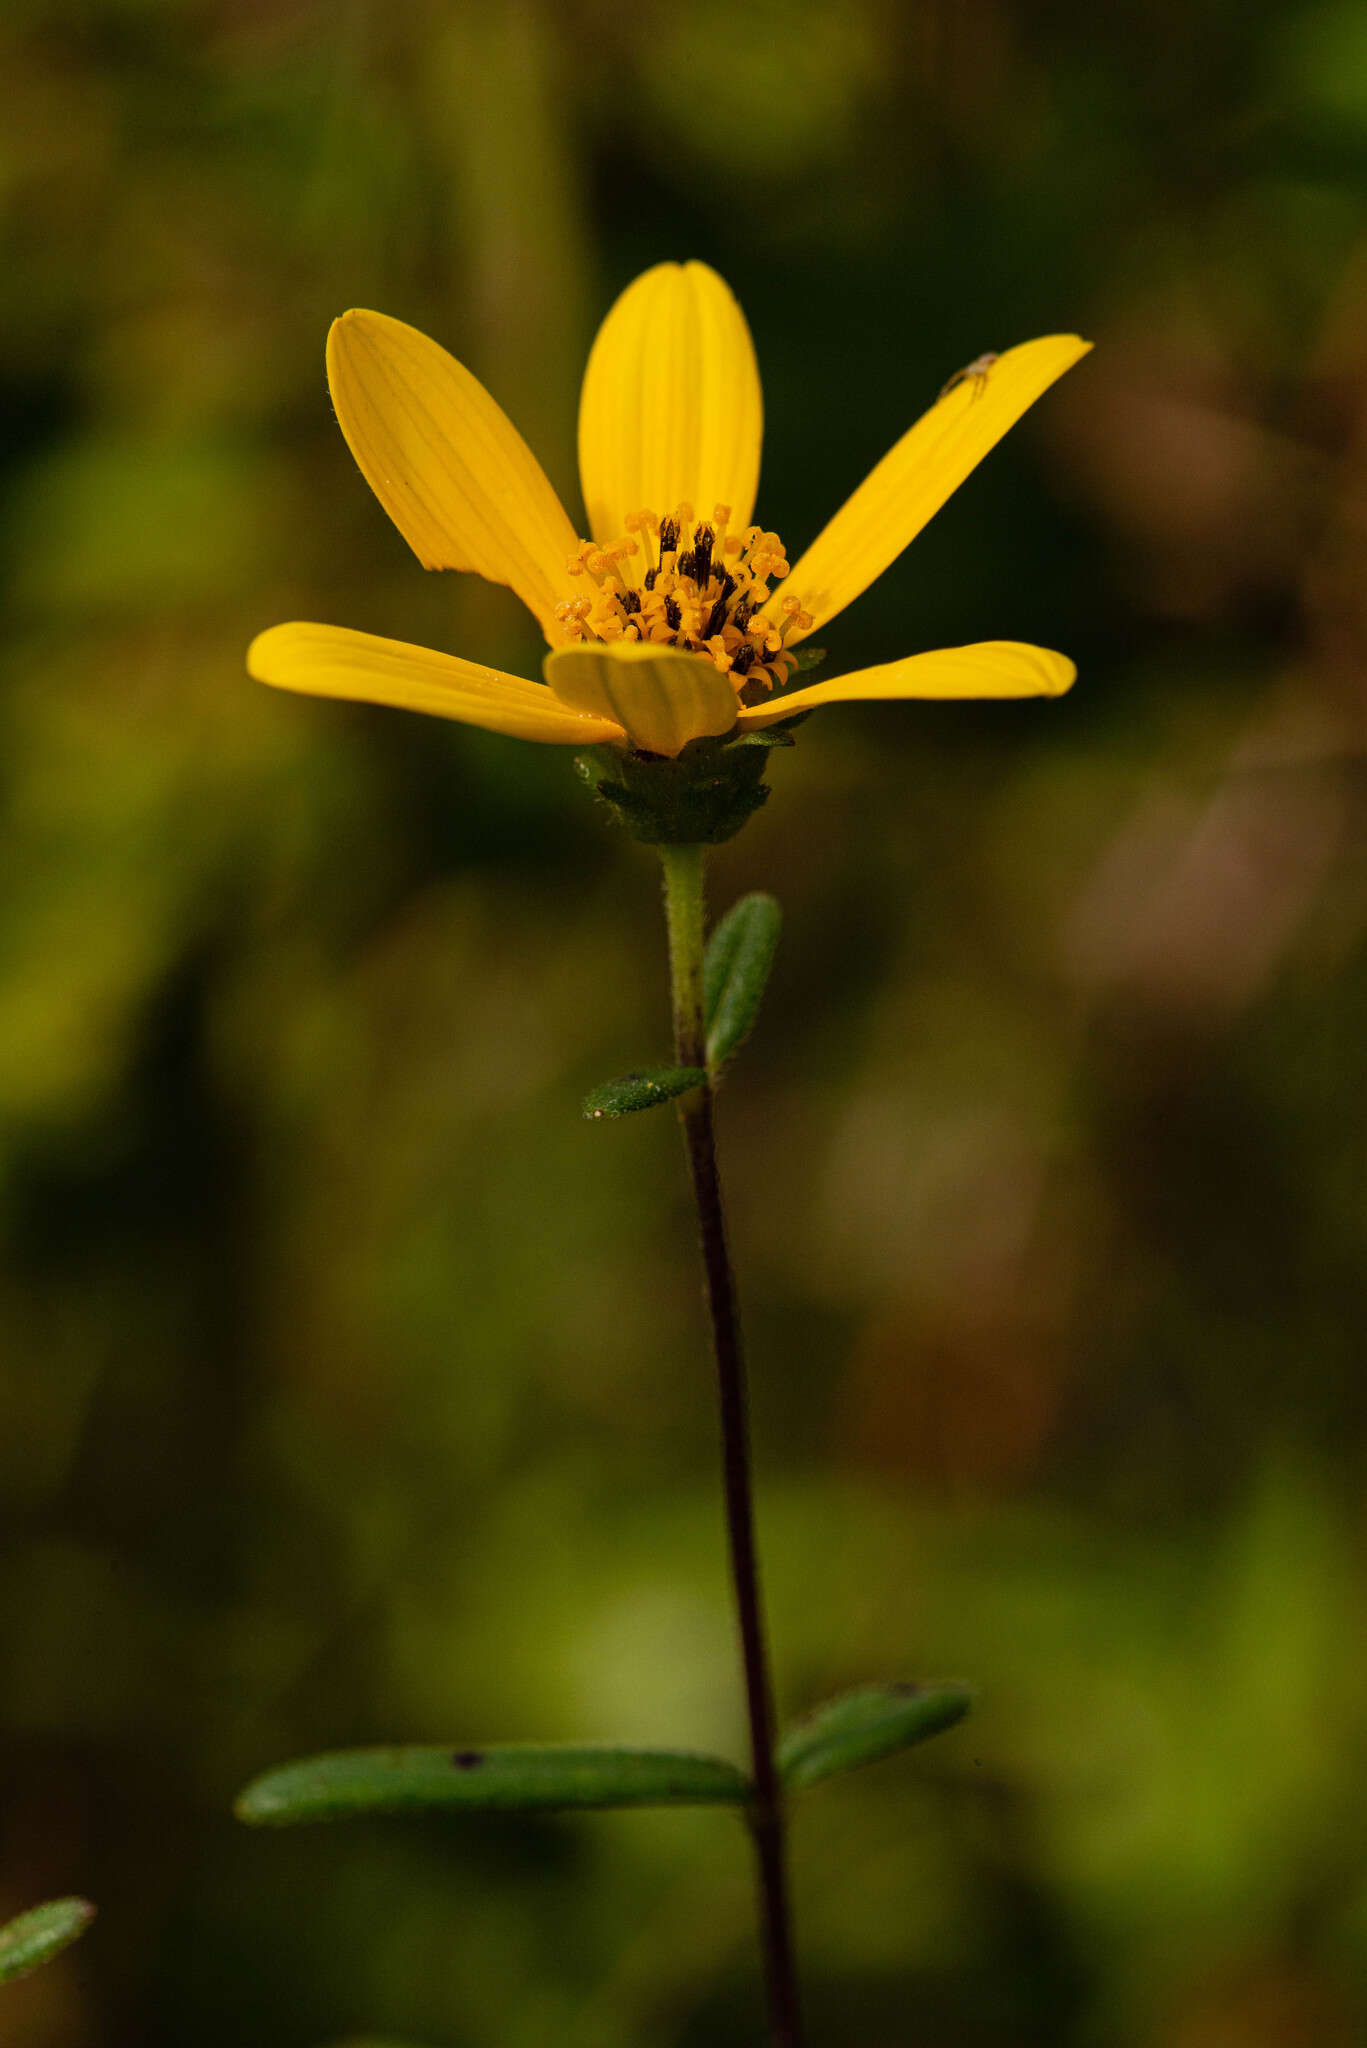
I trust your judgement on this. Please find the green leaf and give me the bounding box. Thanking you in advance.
[704,894,782,1068]
[583,1067,706,1119]
[236,1744,752,1825]
[777,1682,973,1791]
[0,1898,96,1986]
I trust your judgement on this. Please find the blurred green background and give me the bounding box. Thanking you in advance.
[3,0,1367,2042]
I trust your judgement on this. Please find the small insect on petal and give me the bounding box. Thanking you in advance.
[938,352,1000,403]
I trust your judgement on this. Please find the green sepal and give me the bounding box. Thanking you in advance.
[583,1067,706,1119]
[0,1898,96,1986]
[236,1744,752,1824]
[575,734,773,846]
[790,646,827,673]
[724,710,811,750]
[725,727,797,750]
[704,894,782,1069]
[777,1682,973,1791]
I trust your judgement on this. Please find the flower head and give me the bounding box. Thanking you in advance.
[249,263,1089,763]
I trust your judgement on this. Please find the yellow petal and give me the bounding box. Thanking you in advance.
[766,336,1092,639]
[249,622,625,745]
[737,641,1076,726]
[327,310,579,638]
[578,262,762,554]
[544,643,738,757]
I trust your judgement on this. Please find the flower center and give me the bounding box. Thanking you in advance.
[553,504,813,698]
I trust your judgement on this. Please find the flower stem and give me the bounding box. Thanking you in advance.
[658,841,805,2048]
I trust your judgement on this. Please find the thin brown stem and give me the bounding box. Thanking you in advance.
[658,844,804,2048]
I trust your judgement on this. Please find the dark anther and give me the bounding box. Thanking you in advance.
[644,567,658,591]
[692,524,714,585]
[676,549,697,582]
[620,587,641,615]
[719,570,737,601]
[704,595,728,638]
[732,596,754,632]
[451,1750,485,1769]
[732,644,755,675]
[659,517,679,553]
[664,595,682,631]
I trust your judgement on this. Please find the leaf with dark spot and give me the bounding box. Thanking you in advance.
[237,1744,753,1823]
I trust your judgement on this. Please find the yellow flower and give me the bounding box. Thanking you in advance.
[248,262,1090,761]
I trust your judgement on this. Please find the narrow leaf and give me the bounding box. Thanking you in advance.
[0,1898,96,1986]
[704,894,782,1068]
[583,1068,705,1119]
[236,1744,752,1825]
[778,1682,972,1791]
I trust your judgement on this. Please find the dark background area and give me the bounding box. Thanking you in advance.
[2,1,1366,2042]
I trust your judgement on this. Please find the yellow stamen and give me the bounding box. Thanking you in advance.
[554,505,803,701]
[625,509,659,572]
[777,594,814,645]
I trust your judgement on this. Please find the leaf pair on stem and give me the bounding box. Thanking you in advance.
[583,891,783,1120]
[235,1681,973,1827]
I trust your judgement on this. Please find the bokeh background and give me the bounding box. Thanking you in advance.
[3,0,1367,2042]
